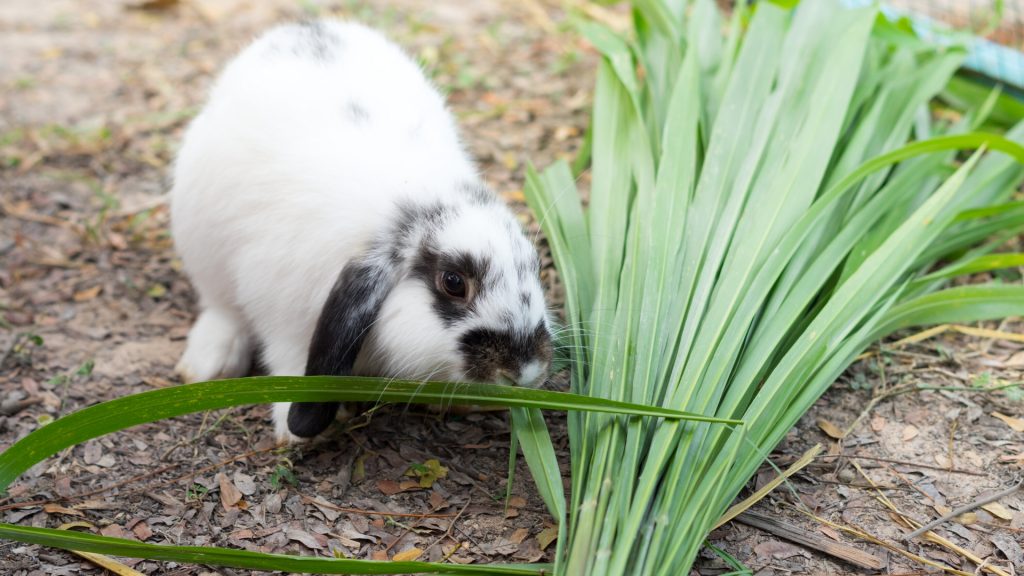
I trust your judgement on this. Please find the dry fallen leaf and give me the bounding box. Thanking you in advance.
[955,512,977,525]
[819,525,842,541]
[754,540,806,561]
[510,528,529,544]
[217,472,242,510]
[991,412,1024,433]
[131,521,153,541]
[371,550,388,561]
[508,496,527,508]
[428,491,448,510]
[870,415,886,432]
[285,528,324,550]
[902,425,919,441]
[377,479,404,496]
[817,418,845,439]
[57,521,96,531]
[73,285,102,302]
[981,502,1014,521]
[44,503,84,517]
[1001,351,1024,369]
[537,526,558,551]
[399,479,422,491]
[392,547,424,562]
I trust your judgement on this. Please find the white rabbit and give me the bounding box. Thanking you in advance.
[170,20,552,442]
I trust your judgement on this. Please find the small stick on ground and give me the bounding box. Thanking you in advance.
[903,477,1024,541]
[816,454,985,477]
[735,510,885,570]
[422,498,472,556]
[300,494,458,519]
[853,463,1012,576]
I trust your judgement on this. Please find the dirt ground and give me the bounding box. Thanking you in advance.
[0,1,1022,575]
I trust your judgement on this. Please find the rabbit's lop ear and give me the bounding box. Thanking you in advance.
[288,254,396,437]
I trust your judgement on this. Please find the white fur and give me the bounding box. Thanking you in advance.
[171,21,548,443]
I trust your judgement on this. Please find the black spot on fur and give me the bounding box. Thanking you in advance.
[458,322,552,383]
[294,21,342,61]
[520,291,530,307]
[347,101,370,124]
[458,181,497,205]
[516,259,536,283]
[389,201,454,263]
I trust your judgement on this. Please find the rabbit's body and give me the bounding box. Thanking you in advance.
[172,21,552,441]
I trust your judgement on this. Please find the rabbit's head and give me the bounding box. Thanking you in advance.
[288,183,552,437]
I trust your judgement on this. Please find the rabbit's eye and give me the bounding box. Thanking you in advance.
[440,271,467,299]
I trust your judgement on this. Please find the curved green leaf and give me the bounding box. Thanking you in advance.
[0,524,543,575]
[0,376,741,493]
[870,284,1024,341]
[511,407,567,522]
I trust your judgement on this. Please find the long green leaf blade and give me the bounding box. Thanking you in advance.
[0,376,740,492]
[0,524,543,575]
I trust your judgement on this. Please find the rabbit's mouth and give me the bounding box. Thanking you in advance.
[458,323,553,387]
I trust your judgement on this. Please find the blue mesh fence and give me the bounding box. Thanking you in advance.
[841,0,1024,93]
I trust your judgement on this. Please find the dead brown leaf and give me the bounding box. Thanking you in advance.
[377,479,404,496]
[819,525,842,541]
[981,502,1013,521]
[510,528,529,544]
[43,503,84,517]
[754,540,807,561]
[537,526,558,551]
[870,415,886,432]
[392,547,423,562]
[286,528,325,550]
[1003,351,1024,369]
[217,472,242,510]
[428,491,448,510]
[902,425,919,441]
[817,418,845,439]
[371,550,388,561]
[991,412,1024,432]
[131,521,153,541]
[73,285,102,302]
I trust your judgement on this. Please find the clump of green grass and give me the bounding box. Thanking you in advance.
[523,0,1024,573]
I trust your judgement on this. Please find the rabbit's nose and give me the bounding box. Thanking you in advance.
[516,361,544,388]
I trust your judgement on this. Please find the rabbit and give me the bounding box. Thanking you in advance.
[170,20,553,442]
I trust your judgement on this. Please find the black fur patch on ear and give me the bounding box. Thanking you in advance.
[292,255,396,438]
[288,402,341,438]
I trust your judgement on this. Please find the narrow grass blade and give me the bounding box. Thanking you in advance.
[510,407,566,522]
[872,285,1024,340]
[0,376,740,493]
[0,524,543,575]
